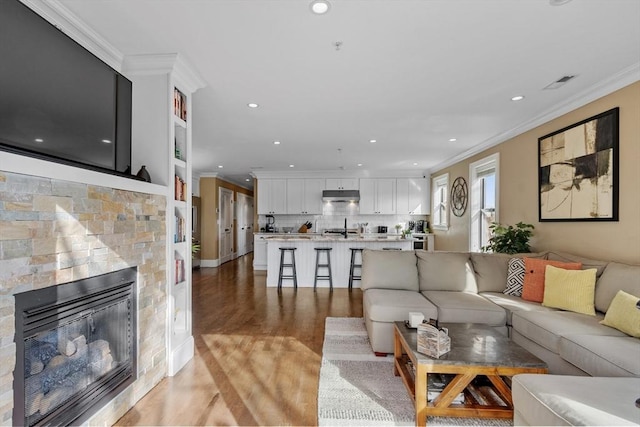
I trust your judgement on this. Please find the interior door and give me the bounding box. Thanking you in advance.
[244,195,254,253]
[219,187,234,264]
[236,193,248,257]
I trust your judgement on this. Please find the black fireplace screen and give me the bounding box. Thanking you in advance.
[14,267,137,427]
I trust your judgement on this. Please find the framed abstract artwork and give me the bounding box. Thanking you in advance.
[538,107,619,222]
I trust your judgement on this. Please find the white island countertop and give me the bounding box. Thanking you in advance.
[264,236,414,288]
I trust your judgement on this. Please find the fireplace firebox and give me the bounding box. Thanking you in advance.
[13,268,137,426]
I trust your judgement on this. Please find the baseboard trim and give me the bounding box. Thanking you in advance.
[201,259,219,267]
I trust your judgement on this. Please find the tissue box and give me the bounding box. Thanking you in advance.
[417,323,451,358]
[408,312,424,328]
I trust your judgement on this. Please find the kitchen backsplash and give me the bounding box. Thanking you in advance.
[258,203,429,233]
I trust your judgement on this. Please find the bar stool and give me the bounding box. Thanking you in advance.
[349,248,364,289]
[314,248,333,291]
[278,248,297,290]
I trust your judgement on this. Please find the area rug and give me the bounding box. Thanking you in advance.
[317,317,513,426]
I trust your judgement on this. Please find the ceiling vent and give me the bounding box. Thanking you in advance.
[543,75,576,90]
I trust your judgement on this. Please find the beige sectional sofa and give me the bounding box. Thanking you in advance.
[361,249,640,425]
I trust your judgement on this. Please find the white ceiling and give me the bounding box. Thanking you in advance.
[55,0,640,189]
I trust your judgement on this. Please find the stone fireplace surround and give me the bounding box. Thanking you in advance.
[0,170,167,425]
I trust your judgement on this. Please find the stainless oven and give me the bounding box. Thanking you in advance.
[413,234,425,250]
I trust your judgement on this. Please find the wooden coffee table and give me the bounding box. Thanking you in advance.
[393,322,547,426]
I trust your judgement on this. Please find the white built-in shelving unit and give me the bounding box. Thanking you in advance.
[123,54,205,376]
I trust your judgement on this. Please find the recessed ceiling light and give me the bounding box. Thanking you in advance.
[101,139,112,144]
[511,95,525,101]
[247,103,259,108]
[218,165,223,168]
[369,139,376,143]
[34,138,44,143]
[413,162,418,166]
[449,138,457,142]
[245,178,250,182]
[549,0,572,5]
[273,141,281,145]
[289,164,295,168]
[310,0,330,15]
[357,163,363,167]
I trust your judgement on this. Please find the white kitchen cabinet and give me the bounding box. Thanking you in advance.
[325,178,358,190]
[397,178,430,215]
[360,178,396,214]
[257,179,287,214]
[286,178,324,214]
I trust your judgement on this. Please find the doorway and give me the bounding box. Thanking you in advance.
[236,193,254,257]
[219,187,234,264]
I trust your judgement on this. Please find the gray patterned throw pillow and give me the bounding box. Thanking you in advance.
[504,257,525,296]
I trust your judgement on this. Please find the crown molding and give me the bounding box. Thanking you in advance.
[21,0,124,71]
[250,169,428,180]
[122,53,206,93]
[430,62,640,174]
[199,172,220,178]
[173,56,207,93]
[122,53,179,76]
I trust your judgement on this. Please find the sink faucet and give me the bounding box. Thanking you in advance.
[341,217,348,239]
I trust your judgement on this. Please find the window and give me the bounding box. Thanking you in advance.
[432,173,449,229]
[469,154,499,252]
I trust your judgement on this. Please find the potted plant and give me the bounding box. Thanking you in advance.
[191,238,201,259]
[482,222,534,254]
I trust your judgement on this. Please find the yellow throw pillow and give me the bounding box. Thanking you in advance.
[600,290,640,338]
[542,265,596,315]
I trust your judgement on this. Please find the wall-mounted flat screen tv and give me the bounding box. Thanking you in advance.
[0,0,132,176]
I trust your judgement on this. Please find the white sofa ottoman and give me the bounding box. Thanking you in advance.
[512,374,640,426]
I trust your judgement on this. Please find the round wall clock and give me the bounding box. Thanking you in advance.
[450,177,468,217]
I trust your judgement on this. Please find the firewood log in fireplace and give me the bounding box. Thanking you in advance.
[25,341,57,376]
[24,336,116,417]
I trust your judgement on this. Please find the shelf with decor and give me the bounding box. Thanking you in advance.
[169,85,193,376]
[124,54,205,377]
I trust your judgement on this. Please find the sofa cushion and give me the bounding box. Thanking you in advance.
[469,252,547,294]
[546,251,609,277]
[511,310,626,354]
[417,251,477,292]
[600,290,640,337]
[522,258,582,303]
[361,249,419,291]
[480,292,558,325]
[595,261,640,313]
[559,334,640,377]
[421,290,506,326]
[469,252,512,293]
[512,374,640,426]
[363,289,438,323]
[542,265,597,316]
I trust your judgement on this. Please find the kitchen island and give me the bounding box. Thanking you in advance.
[264,235,412,288]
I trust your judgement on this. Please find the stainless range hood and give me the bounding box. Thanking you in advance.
[322,189,360,202]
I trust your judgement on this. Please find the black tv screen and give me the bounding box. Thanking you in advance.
[0,0,132,175]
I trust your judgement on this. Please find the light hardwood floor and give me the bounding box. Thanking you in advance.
[116,254,363,426]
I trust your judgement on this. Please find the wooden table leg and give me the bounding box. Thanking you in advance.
[415,364,428,426]
[393,328,401,376]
